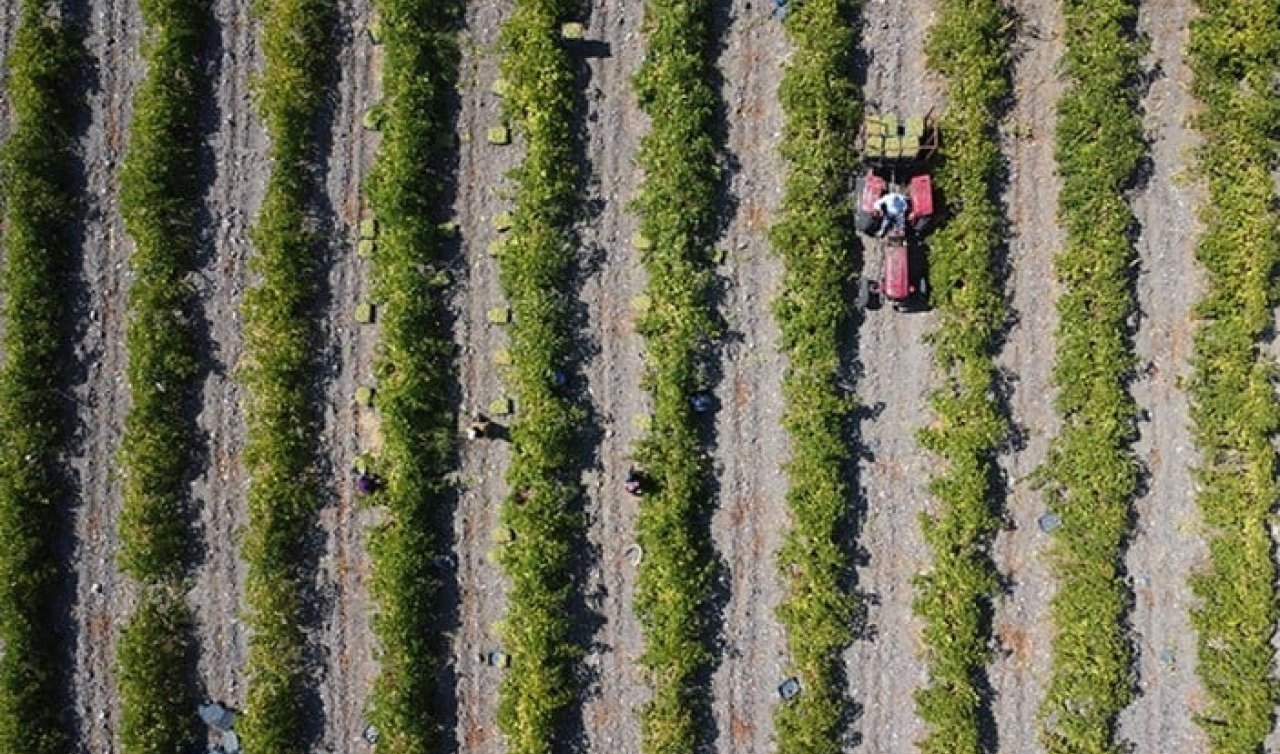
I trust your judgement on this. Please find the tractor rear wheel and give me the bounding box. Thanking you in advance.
[855,211,876,235]
[856,277,872,310]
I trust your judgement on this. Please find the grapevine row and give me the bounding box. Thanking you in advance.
[237,0,334,749]
[912,2,1009,752]
[115,0,213,748]
[360,1,461,752]
[1037,3,1144,753]
[493,3,586,752]
[630,1,721,751]
[1186,3,1280,753]
[768,2,862,752]
[0,3,81,753]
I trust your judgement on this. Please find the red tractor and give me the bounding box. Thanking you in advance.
[854,112,939,311]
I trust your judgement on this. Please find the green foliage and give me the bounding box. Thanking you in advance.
[768,2,862,753]
[237,0,334,751]
[493,3,587,753]
[629,2,720,752]
[360,1,462,753]
[1185,3,1280,753]
[114,0,211,748]
[1036,3,1144,754]
[0,3,81,753]
[117,589,197,754]
[912,2,1009,753]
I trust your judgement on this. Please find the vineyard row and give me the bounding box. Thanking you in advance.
[1186,3,1280,752]
[493,2,588,752]
[630,1,722,752]
[237,0,334,748]
[769,1,863,753]
[359,1,464,753]
[0,2,81,753]
[115,0,215,749]
[912,1,1008,752]
[1038,2,1145,753]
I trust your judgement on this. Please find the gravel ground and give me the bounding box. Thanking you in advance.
[0,6,11,349]
[846,2,943,751]
[987,2,1063,752]
[706,4,791,753]
[0,7,15,153]
[313,0,384,748]
[575,2,649,751]
[1270,168,1280,750]
[1272,153,1280,754]
[186,0,262,721]
[450,2,520,750]
[1117,2,1210,752]
[65,0,142,748]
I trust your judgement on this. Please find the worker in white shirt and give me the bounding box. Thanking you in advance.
[875,191,909,236]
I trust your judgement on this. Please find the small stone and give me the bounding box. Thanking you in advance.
[198,702,236,730]
[1037,512,1062,534]
[221,730,240,753]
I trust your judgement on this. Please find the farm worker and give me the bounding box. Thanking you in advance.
[875,191,909,236]
[771,0,788,19]
[624,467,645,497]
[353,467,380,496]
[467,412,492,440]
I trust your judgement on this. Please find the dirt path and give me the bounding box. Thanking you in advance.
[313,0,383,748]
[66,0,142,748]
[987,3,1064,752]
[1116,3,1209,752]
[0,7,16,149]
[846,3,940,752]
[0,11,10,340]
[450,3,521,750]
[187,0,264,716]
[0,11,10,305]
[705,5,790,753]
[575,2,648,750]
[1270,168,1280,754]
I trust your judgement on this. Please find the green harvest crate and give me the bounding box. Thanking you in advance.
[355,301,375,324]
[487,125,511,145]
